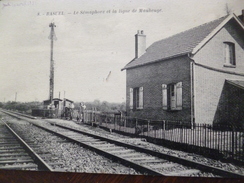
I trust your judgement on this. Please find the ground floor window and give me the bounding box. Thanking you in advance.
[130,87,143,110]
[162,82,182,110]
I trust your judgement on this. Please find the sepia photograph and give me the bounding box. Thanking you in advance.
[0,0,244,182]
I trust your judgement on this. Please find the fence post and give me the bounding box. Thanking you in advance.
[83,110,85,123]
[162,120,166,139]
[180,121,183,143]
[90,111,92,124]
[94,112,96,124]
[232,125,235,159]
[114,115,116,130]
[204,124,207,148]
[124,117,127,127]
[135,119,138,134]
[147,120,150,137]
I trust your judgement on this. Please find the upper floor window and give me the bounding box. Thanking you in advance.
[162,82,182,111]
[224,42,236,67]
[130,87,143,110]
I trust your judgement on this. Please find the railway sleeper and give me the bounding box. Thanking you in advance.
[0,159,34,164]
[0,164,38,170]
[164,169,201,176]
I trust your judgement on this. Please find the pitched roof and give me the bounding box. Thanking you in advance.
[123,16,229,70]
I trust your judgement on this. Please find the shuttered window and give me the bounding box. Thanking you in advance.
[162,84,168,110]
[176,82,182,110]
[129,88,133,109]
[138,87,143,109]
[130,87,143,110]
[162,82,182,110]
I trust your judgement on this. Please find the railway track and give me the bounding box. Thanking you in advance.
[0,119,53,171]
[39,121,244,177]
[37,121,205,176]
[1,109,244,177]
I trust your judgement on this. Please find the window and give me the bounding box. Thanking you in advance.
[130,87,143,110]
[162,82,182,110]
[224,42,236,66]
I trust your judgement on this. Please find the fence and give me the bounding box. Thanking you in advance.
[81,110,244,163]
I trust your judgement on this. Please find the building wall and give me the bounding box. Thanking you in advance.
[193,65,244,124]
[193,24,244,124]
[126,56,192,122]
[193,24,244,72]
[214,82,244,126]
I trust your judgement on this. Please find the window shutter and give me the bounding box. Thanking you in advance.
[162,84,167,110]
[176,82,182,110]
[139,87,143,109]
[129,88,133,109]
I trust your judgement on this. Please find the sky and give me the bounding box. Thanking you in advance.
[0,0,243,103]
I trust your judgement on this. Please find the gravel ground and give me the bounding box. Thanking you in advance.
[42,118,244,176]
[1,112,244,176]
[0,113,139,174]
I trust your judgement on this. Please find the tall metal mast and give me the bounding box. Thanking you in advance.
[48,22,57,102]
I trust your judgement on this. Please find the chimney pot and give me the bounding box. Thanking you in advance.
[135,30,146,58]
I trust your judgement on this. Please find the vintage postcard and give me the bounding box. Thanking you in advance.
[0,0,244,180]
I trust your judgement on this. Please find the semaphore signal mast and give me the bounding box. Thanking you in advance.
[48,22,57,102]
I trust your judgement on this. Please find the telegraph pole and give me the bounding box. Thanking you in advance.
[48,22,57,103]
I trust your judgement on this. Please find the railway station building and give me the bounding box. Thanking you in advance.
[122,12,244,126]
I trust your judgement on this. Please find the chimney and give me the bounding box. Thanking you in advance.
[135,30,146,58]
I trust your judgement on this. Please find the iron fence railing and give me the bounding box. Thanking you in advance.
[81,111,244,163]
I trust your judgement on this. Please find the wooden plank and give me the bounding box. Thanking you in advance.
[0,136,14,138]
[0,164,38,170]
[0,139,16,141]
[99,147,123,151]
[121,138,146,142]
[0,146,22,150]
[149,163,177,169]
[109,149,134,154]
[0,159,34,164]
[0,142,19,145]
[137,159,168,164]
[0,149,25,153]
[164,169,200,176]
[0,157,32,161]
[0,153,29,157]
[128,157,155,160]
[92,143,113,147]
[79,139,101,143]
[119,153,142,158]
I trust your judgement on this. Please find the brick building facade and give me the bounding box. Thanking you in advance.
[126,56,191,121]
[122,12,244,125]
